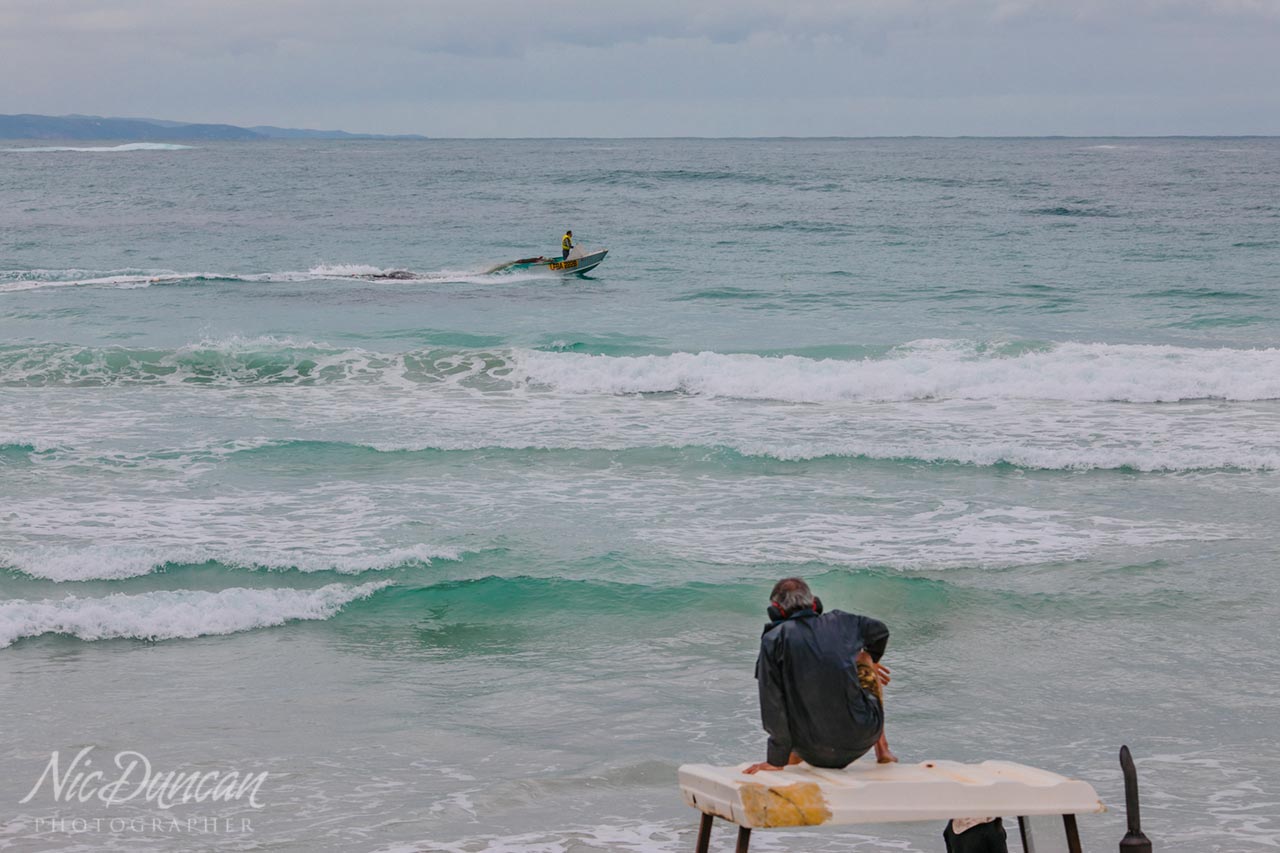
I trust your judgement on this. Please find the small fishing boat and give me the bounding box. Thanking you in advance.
[487,247,609,276]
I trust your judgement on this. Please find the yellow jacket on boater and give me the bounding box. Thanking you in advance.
[562,232,573,256]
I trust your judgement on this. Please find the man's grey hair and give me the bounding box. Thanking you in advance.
[770,577,814,615]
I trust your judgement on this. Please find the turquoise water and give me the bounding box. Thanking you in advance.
[2,138,1279,852]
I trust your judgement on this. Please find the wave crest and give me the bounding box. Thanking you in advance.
[4,338,1280,403]
[100,438,1280,474]
[515,340,1280,403]
[0,582,391,647]
[2,543,462,582]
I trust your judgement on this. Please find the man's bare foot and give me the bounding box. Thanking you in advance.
[874,732,898,764]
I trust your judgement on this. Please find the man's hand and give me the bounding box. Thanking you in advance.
[856,649,892,686]
[873,661,891,686]
[743,762,786,774]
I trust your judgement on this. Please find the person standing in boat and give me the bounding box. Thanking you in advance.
[744,576,896,775]
[561,230,573,259]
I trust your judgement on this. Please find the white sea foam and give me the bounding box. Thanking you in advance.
[642,502,1235,570]
[733,439,1280,472]
[0,268,182,292]
[269,433,1280,473]
[0,434,60,454]
[0,458,468,582]
[0,335,377,385]
[5,363,1279,475]
[0,427,1250,581]
[307,263,387,277]
[0,264,557,292]
[373,820,911,852]
[512,341,1280,403]
[0,269,226,292]
[5,338,1280,402]
[300,263,556,285]
[0,582,390,647]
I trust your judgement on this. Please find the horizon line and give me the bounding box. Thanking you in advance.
[390,134,1280,140]
[6,134,1277,142]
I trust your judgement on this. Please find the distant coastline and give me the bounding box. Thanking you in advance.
[0,114,427,141]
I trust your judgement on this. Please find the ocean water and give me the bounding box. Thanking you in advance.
[1,138,1278,852]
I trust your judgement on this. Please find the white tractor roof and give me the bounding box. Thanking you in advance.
[678,759,1105,829]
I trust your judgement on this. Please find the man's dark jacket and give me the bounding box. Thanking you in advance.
[756,609,889,768]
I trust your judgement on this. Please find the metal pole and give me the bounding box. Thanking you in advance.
[695,813,713,853]
[1064,814,1083,853]
[1119,745,1153,852]
[1018,816,1036,853]
[735,825,752,853]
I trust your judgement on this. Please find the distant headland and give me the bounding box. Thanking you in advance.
[0,114,427,141]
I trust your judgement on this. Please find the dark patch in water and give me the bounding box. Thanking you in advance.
[1027,206,1119,218]
[1139,287,1264,301]
[574,168,781,189]
[1166,315,1262,329]
[670,286,772,302]
[742,220,854,235]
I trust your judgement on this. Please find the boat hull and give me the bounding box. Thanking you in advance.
[499,249,608,275]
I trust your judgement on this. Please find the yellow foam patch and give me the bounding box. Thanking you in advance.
[739,781,832,827]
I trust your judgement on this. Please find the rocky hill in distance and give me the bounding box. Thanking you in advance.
[0,114,426,140]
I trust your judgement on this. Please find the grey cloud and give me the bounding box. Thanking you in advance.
[17,0,1278,56]
[1,0,1278,135]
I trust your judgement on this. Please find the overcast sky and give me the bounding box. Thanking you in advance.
[2,0,1278,136]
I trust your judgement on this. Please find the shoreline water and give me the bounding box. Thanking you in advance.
[2,137,1278,851]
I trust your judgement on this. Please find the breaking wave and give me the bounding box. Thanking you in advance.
[0,336,507,387]
[514,342,1280,403]
[4,337,1280,402]
[8,432,1279,477]
[0,582,391,647]
[691,440,1278,473]
[1,543,462,582]
[118,438,1280,474]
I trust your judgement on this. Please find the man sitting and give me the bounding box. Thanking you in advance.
[745,577,896,774]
